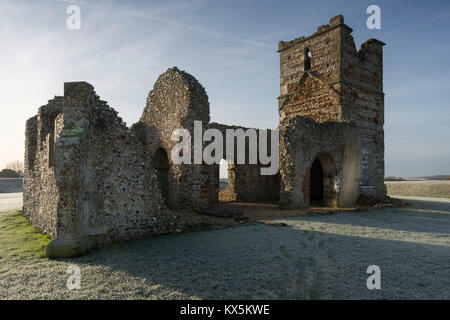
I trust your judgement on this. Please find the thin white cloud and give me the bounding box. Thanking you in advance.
[57,0,273,48]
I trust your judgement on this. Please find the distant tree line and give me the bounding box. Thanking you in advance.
[0,161,24,178]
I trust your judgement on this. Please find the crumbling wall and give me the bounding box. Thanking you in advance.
[24,82,178,256]
[23,97,63,238]
[22,14,388,255]
[277,14,386,203]
[279,116,361,209]
[278,15,344,89]
[56,82,175,243]
[134,67,280,207]
[278,15,345,124]
[209,122,280,203]
[136,67,213,210]
[278,72,342,123]
[340,34,386,201]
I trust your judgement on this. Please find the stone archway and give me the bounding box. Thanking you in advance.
[309,154,338,207]
[152,148,170,205]
[310,158,323,204]
[218,159,236,202]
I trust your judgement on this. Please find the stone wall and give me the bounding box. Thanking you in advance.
[209,122,280,203]
[23,97,63,238]
[340,35,386,201]
[135,67,212,210]
[277,15,386,202]
[136,68,280,208]
[24,82,178,256]
[279,116,361,209]
[22,15,387,256]
[278,71,342,123]
[278,15,344,90]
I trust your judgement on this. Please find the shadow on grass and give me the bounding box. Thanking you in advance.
[3,201,450,299]
[280,197,450,235]
[61,213,450,299]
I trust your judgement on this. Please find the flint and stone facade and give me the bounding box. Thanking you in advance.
[23,15,387,256]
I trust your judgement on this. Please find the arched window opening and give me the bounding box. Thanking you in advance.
[304,48,311,71]
[218,159,236,202]
[152,148,170,205]
[47,133,55,168]
[47,116,59,168]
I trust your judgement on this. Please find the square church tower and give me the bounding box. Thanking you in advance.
[278,15,386,201]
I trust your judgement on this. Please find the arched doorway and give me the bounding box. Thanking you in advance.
[310,158,323,203]
[218,159,236,202]
[152,148,169,205]
[309,154,338,207]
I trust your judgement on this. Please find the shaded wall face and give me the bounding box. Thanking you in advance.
[340,31,386,201]
[135,124,213,211]
[314,154,339,207]
[77,124,173,243]
[152,148,170,205]
[23,82,174,245]
[232,165,280,203]
[208,123,280,204]
[137,68,282,208]
[23,98,63,238]
[279,117,361,209]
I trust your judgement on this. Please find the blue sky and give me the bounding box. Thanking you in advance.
[0,0,449,177]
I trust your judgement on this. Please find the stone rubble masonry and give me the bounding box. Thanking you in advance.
[24,82,176,257]
[279,116,361,209]
[208,122,280,203]
[134,67,212,211]
[278,14,387,203]
[23,97,63,238]
[23,15,387,256]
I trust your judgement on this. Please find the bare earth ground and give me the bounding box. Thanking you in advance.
[0,194,449,299]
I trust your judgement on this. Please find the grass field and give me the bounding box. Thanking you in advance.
[1,197,450,299]
[386,181,450,198]
[0,211,50,261]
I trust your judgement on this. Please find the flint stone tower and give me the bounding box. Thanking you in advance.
[277,15,386,202]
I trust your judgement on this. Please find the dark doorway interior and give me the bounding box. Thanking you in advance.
[152,148,169,205]
[310,158,323,204]
[304,48,311,71]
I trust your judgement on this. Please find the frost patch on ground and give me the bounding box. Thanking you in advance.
[0,193,22,212]
[0,196,449,299]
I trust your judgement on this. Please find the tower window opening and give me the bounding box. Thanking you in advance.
[304,48,311,71]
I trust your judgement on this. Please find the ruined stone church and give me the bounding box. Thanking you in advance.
[23,15,387,256]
